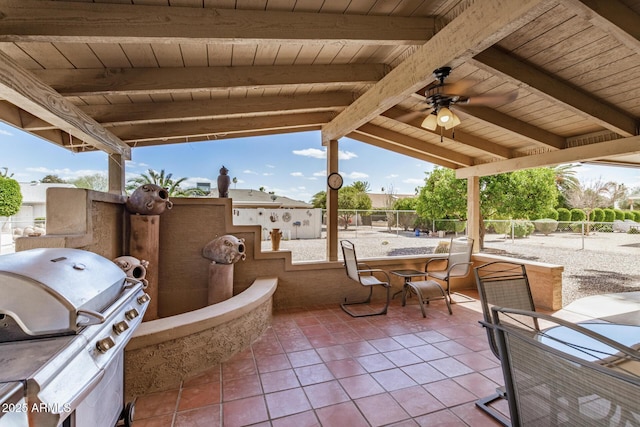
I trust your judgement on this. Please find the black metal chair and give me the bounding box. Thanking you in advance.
[340,240,391,317]
[474,261,539,426]
[488,307,640,427]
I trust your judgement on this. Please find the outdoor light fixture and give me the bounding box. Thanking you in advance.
[420,113,438,131]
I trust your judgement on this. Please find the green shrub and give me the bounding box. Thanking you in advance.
[598,224,613,233]
[570,209,586,221]
[543,209,559,220]
[570,222,586,234]
[557,208,571,222]
[0,176,22,217]
[603,208,616,222]
[633,211,640,222]
[589,208,605,222]
[533,219,558,235]
[513,220,534,238]
[629,227,640,234]
[614,209,625,220]
[487,220,510,235]
[624,211,635,220]
[434,219,466,233]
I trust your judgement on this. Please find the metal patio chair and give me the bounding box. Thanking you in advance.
[424,237,474,302]
[473,261,539,426]
[488,307,640,427]
[340,240,391,317]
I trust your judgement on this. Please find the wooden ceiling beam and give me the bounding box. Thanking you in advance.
[0,51,131,158]
[456,134,640,178]
[454,105,566,150]
[0,0,434,45]
[357,123,473,166]
[564,0,640,55]
[382,107,514,159]
[321,0,557,144]
[348,131,460,170]
[471,47,639,137]
[33,64,388,97]
[22,93,355,130]
[113,112,334,143]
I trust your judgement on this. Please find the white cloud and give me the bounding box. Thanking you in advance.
[263,172,274,176]
[338,151,358,160]
[0,129,13,136]
[346,171,369,179]
[26,167,106,180]
[243,169,258,175]
[313,170,326,177]
[292,148,358,160]
[386,174,399,179]
[266,164,276,168]
[293,148,325,159]
[290,172,304,177]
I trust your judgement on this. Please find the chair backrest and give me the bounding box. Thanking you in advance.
[474,261,538,358]
[490,307,640,427]
[340,240,360,283]
[447,237,474,277]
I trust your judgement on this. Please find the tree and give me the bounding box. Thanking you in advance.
[338,185,372,229]
[565,179,612,235]
[416,168,467,222]
[310,191,327,209]
[41,174,67,183]
[71,173,108,192]
[416,167,558,247]
[126,169,204,197]
[391,197,419,231]
[0,174,22,218]
[1,167,14,178]
[551,164,580,208]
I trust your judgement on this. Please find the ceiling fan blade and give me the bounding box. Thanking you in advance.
[394,108,430,123]
[464,91,518,106]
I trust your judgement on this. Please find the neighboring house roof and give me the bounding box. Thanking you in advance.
[368,193,415,210]
[214,189,312,208]
[19,183,76,204]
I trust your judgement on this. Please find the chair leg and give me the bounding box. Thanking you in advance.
[475,389,510,427]
[341,286,389,317]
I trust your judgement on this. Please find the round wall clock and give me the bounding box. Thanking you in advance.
[327,172,343,190]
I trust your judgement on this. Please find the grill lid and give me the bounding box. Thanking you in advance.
[0,248,126,338]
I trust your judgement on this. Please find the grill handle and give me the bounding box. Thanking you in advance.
[76,309,106,326]
[76,280,145,328]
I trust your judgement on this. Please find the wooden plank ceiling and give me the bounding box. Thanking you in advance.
[0,0,639,176]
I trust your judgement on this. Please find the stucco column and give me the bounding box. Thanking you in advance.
[326,139,339,261]
[467,175,480,252]
[108,153,126,196]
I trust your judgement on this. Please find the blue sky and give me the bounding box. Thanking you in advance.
[2,121,640,203]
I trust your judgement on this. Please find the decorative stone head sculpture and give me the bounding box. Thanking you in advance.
[113,255,149,287]
[217,165,231,198]
[126,184,173,215]
[202,235,246,264]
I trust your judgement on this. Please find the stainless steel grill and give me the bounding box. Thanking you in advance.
[0,248,150,427]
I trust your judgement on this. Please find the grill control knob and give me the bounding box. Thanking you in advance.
[96,337,116,353]
[125,308,139,320]
[137,293,150,304]
[113,321,129,335]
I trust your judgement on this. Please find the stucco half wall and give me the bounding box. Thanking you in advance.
[124,276,277,400]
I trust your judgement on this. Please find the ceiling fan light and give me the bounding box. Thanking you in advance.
[443,111,461,130]
[436,107,453,126]
[421,114,438,130]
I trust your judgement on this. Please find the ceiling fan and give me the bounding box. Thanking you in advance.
[407,66,518,135]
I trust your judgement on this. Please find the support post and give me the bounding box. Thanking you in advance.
[467,175,480,252]
[130,214,159,321]
[108,153,126,196]
[326,139,339,261]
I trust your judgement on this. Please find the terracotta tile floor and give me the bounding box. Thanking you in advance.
[133,292,508,426]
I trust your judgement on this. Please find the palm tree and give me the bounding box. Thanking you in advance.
[551,164,580,208]
[126,169,205,197]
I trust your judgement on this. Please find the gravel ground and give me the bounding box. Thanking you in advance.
[263,228,640,307]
